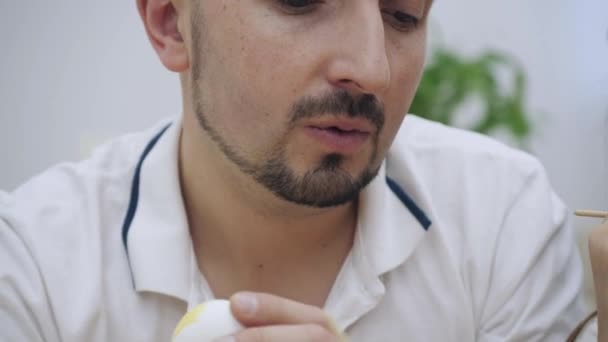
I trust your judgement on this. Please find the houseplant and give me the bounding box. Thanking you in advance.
[410,47,533,146]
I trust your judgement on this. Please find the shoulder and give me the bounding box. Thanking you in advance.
[386,117,584,338]
[392,114,542,177]
[0,118,175,340]
[388,115,548,213]
[387,115,564,269]
[0,118,173,271]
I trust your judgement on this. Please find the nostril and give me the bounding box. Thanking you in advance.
[332,79,364,93]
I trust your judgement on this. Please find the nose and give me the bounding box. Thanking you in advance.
[326,5,391,96]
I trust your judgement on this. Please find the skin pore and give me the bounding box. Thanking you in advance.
[140,0,429,307]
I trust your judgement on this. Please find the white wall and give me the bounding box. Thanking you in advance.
[1,3,606,226]
[0,1,180,191]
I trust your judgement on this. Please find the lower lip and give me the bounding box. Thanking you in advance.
[304,127,370,154]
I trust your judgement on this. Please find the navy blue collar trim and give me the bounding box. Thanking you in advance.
[385,176,432,230]
[121,123,172,254]
[120,124,431,256]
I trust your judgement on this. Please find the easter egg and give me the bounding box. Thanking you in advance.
[172,299,244,342]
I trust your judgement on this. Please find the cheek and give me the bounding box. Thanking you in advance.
[390,33,427,107]
[196,37,293,154]
[375,114,403,163]
[376,34,427,158]
[211,31,322,155]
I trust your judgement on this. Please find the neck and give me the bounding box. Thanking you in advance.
[179,115,357,304]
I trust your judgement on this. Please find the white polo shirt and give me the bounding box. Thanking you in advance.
[0,115,587,341]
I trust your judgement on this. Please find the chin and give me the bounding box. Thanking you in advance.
[279,162,380,209]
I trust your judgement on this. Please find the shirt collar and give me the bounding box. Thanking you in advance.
[125,118,194,301]
[324,162,431,330]
[123,119,432,312]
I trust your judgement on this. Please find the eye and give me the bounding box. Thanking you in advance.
[275,0,323,14]
[381,9,420,32]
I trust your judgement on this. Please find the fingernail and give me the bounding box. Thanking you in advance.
[233,292,257,316]
[328,318,348,341]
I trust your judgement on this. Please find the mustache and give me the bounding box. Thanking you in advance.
[288,90,385,131]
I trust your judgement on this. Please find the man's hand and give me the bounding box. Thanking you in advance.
[588,218,608,340]
[215,292,346,342]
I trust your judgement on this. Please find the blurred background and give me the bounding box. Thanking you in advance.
[0,1,607,308]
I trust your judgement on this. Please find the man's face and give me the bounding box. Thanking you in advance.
[185,0,428,208]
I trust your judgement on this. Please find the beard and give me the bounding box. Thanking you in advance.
[189,20,384,208]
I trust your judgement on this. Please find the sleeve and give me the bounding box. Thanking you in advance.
[477,161,587,341]
[0,216,59,342]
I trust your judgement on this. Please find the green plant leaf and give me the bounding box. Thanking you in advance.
[411,47,533,145]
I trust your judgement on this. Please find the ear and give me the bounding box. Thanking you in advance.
[137,0,189,72]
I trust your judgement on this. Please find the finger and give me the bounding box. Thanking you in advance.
[220,324,338,342]
[229,292,347,340]
[588,221,608,340]
[589,221,608,297]
[230,292,331,328]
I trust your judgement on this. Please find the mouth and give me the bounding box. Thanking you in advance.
[308,117,374,134]
[315,126,365,135]
[303,117,373,154]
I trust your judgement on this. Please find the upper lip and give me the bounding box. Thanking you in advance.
[305,116,374,133]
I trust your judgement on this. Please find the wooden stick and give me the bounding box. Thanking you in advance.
[575,210,608,218]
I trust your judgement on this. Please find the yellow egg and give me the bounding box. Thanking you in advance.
[172,299,244,342]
